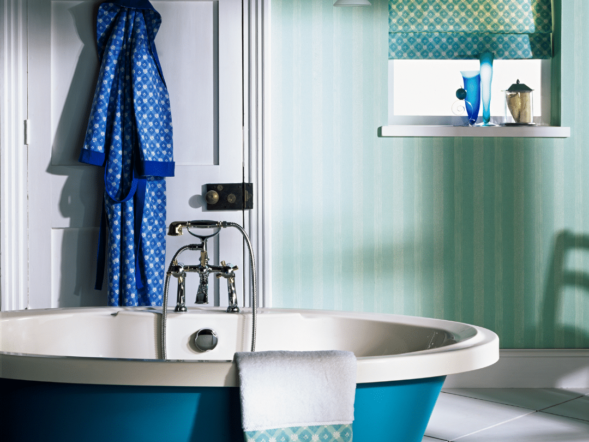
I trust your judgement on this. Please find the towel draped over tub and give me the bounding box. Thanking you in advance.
[235,351,357,442]
[79,0,174,306]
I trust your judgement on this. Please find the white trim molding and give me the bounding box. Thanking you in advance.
[380,125,571,138]
[445,349,589,388]
[0,0,28,311]
[244,0,272,308]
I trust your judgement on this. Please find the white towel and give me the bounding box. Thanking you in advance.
[234,350,357,432]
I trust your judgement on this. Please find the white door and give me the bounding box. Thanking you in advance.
[27,0,244,309]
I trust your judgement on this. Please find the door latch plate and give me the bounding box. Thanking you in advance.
[205,183,253,211]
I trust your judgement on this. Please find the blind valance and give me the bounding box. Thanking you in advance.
[389,0,553,60]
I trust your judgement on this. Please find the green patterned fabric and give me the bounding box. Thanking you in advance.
[389,0,552,59]
[244,424,353,442]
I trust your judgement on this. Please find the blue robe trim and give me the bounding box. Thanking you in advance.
[140,161,175,178]
[79,150,106,167]
[134,178,147,294]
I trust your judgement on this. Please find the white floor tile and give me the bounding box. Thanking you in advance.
[542,395,589,422]
[424,392,533,441]
[442,388,585,411]
[563,388,589,396]
[422,437,448,442]
[457,411,589,442]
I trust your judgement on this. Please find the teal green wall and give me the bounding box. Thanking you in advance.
[270,0,589,349]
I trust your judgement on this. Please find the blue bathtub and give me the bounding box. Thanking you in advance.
[0,307,498,441]
[0,376,445,442]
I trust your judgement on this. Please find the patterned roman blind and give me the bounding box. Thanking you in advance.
[389,0,553,60]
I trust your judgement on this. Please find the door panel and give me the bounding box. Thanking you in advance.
[154,1,217,166]
[50,0,100,167]
[28,0,244,309]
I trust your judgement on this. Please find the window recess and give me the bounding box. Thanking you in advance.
[380,0,569,138]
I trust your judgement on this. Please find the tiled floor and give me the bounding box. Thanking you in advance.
[423,388,589,442]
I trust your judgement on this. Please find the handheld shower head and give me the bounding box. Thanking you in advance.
[168,222,185,236]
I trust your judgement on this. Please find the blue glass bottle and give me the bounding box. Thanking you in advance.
[479,52,496,126]
[460,71,481,126]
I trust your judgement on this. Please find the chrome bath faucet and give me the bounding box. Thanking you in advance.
[166,221,240,313]
[160,220,259,359]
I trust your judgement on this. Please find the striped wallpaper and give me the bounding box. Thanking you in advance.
[270,0,589,349]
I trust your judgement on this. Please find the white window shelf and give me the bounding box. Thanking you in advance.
[379,125,571,138]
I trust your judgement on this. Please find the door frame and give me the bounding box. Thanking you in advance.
[0,0,273,310]
[0,0,29,311]
[244,0,272,308]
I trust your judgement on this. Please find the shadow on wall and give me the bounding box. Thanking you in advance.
[46,2,106,307]
[541,230,589,348]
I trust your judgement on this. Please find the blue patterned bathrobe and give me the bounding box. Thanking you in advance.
[79,0,174,307]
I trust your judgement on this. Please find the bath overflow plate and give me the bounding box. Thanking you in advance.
[194,329,218,352]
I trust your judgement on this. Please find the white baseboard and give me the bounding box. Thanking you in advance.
[444,349,589,388]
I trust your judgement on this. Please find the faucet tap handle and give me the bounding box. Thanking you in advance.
[215,265,239,313]
[220,261,238,271]
[216,263,238,279]
[174,274,187,312]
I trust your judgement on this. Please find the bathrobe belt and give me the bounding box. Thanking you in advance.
[94,171,147,294]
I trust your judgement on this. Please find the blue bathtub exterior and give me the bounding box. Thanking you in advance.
[0,375,445,441]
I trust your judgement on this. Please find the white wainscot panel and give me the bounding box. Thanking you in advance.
[165,165,221,222]
[51,0,101,166]
[154,1,216,166]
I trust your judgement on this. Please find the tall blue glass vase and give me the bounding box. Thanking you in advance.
[460,71,481,126]
[479,52,496,126]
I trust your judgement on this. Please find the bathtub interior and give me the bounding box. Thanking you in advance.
[0,307,476,361]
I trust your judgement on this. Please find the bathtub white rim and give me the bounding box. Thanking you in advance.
[0,307,500,387]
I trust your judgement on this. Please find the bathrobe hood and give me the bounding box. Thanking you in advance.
[79,0,174,178]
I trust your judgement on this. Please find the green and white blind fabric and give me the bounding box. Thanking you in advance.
[389,0,553,60]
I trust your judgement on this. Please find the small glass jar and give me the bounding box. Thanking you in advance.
[503,80,534,125]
